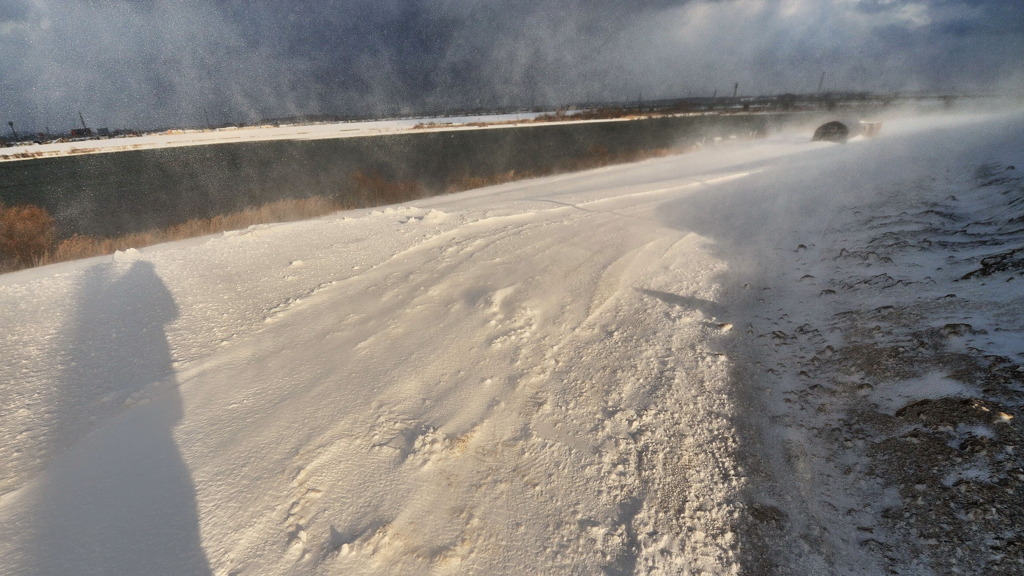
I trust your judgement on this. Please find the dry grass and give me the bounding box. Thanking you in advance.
[348,171,425,206]
[43,196,344,266]
[0,203,56,269]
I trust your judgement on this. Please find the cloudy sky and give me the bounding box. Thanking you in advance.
[1,0,1022,132]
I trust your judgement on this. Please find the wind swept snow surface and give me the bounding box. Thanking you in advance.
[2,110,1022,574]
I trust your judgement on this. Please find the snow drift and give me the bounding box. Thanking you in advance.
[1,109,1022,575]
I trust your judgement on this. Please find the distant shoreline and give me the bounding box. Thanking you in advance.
[1,111,701,163]
[0,113,533,163]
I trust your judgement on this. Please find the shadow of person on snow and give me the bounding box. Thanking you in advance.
[28,259,211,576]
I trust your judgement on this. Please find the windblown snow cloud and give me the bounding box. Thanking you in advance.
[1,0,1021,130]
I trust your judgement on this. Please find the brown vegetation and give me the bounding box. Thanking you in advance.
[0,150,49,161]
[0,203,56,269]
[349,171,424,206]
[47,196,344,266]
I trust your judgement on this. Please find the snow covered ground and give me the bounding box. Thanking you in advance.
[1,110,1022,575]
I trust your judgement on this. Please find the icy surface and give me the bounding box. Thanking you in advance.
[1,110,1022,575]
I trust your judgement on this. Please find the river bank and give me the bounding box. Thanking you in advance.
[1,111,826,240]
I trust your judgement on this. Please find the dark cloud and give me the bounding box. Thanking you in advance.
[0,0,30,24]
[1,0,1021,131]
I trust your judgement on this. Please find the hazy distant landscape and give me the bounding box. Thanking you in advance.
[3,94,990,271]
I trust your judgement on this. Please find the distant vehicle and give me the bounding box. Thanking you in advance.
[812,121,849,142]
[812,120,883,143]
[70,128,94,139]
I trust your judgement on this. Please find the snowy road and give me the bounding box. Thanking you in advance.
[2,110,1022,575]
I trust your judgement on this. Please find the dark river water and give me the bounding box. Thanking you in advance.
[0,113,810,238]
